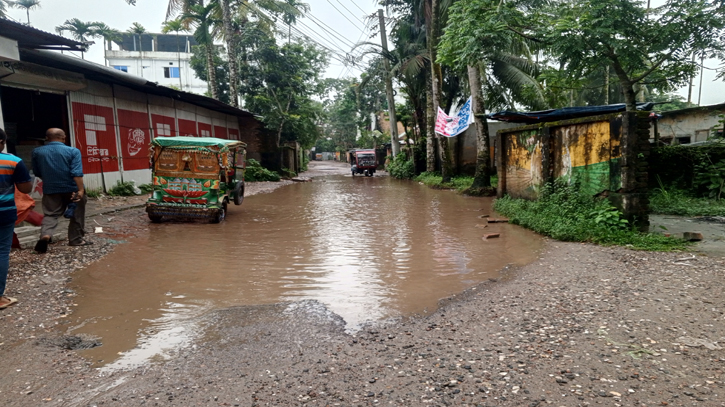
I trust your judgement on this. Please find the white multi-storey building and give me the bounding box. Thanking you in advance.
[105,33,208,95]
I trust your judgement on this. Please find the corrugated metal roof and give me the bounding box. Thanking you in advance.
[19,48,257,119]
[0,18,86,52]
[487,103,655,124]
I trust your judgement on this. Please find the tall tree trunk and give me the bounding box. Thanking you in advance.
[426,82,436,172]
[611,61,636,111]
[468,64,491,189]
[220,0,239,107]
[424,7,436,173]
[206,44,218,99]
[429,0,452,182]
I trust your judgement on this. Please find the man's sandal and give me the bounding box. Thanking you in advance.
[0,296,17,309]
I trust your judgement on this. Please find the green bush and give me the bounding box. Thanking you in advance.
[280,167,297,178]
[86,189,102,198]
[494,180,689,251]
[139,183,153,194]
[694,157,725,200]
[244,159,281,182]
[107,181,142,196]
[387,153,416,179]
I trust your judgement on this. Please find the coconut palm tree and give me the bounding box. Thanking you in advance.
[127,22,147,78]
[162,19,188,90]
[55,19,101,59]
[180,3,220,99]
[167,0,309,106]
[11,0,40,25]
[91,23,122,66]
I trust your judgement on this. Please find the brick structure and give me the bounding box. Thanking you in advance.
[496,112,651,230]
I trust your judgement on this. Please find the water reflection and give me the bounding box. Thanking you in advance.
[67,175,543,368]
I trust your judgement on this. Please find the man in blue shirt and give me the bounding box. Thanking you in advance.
[32,128,88,254]
[0,128,32,309]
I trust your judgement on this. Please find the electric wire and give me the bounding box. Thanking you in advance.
[296,17,355,51]
[349,0,369,14]
[238,1,352,58]
[303,13,361,48]
[332,0,368,26]
[236,2,352,65]
[323,0,366,33]
[236,1,369,71]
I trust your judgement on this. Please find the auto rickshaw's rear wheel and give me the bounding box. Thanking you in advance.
[148,214,163,223]
[210,201,228,224]
[233,181,244,206]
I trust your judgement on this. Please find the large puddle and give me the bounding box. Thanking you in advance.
[66,175,544,370]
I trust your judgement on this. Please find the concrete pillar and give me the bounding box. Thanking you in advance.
[610,112,650,231]
[496,131,506,198]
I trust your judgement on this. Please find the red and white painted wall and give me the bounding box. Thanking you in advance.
[69,82,242,192]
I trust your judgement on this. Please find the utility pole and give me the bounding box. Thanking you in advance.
[687,52,696,106]
[697,53,704,106]
[378,9,400,156]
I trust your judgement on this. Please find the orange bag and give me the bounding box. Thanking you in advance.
[15,188,36,226]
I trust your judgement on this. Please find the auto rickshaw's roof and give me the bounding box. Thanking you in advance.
[152,136,246,150]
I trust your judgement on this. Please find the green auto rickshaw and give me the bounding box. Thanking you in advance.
[145,136,246,223]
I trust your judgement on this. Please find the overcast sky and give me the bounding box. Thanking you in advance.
[5,0,725,107]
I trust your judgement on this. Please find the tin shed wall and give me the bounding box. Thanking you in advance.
[227,115,240,140]
[196,106,212,137]
[176,100,198,137]
[113,85,152,185]
[69,82,255,192]
[148,94,178,138]
[69,82,121,191]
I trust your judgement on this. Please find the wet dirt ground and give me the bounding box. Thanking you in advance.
[650,215,725,258]
[1,161,725,407]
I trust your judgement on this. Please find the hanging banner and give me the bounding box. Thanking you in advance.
[434,97,474,137]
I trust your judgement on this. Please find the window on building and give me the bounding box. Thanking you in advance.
[112,65,128,72]
[163,67,180,78]
[156,123,171,137]
[676,136,691,145]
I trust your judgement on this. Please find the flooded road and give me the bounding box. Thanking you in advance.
[66,172,543,369]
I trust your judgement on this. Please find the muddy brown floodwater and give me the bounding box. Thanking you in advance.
[64,174,543,370]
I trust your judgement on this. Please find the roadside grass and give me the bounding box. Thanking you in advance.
[650,188,725,217]
[493,182,690,251]
[86,189,102,199]
[415,172,486,192]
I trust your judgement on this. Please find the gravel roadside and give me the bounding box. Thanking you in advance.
[2,162,724,407]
